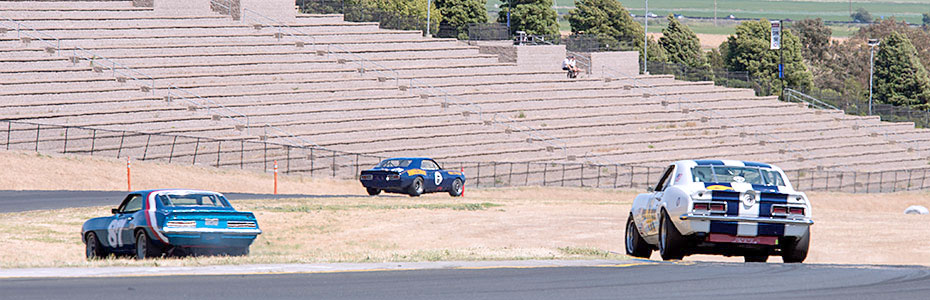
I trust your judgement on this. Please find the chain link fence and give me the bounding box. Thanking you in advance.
[3,119,929,193]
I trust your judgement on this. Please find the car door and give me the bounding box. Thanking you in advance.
[108,194,143,251]
[644,165,676,237]
[420,160,442,192]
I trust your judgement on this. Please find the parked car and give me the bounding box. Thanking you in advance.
[625,160,813,263]
[359,157,465,197]
[81,189,261,260]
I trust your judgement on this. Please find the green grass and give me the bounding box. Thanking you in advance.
[490,0,926,36]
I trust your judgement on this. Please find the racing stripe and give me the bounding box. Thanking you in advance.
[709,221,738,235]
[145,191,169,243]
[742,161,772,168]
[694,160,725,166]
[757,223,786,236]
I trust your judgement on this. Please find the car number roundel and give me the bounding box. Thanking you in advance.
[435,172,443,185]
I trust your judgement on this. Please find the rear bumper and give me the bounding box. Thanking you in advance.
[361,179,406,189]
[679,214,814,225]
[162,228,260,248]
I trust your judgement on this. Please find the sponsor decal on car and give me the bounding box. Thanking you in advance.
[407,169,426,176]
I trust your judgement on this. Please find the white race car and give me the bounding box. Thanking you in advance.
[625,160,813,262]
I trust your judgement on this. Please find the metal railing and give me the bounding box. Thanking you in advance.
[2,118,926,193]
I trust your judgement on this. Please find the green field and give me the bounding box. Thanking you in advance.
[489,0,929,36]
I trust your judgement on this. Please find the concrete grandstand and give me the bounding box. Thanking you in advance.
[2,0,929,190]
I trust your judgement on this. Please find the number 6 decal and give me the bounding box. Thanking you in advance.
[434,171,443,186]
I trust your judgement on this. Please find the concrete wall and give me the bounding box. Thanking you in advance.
[470,41,517,63]
[240,0,296,20]
[590,51,640,77]
[516,45,565,71]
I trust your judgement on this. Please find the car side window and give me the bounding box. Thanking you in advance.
[654,165,676,192]
[119,195,143,213]
[421,160,439,170]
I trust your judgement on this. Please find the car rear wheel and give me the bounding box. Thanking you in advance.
[781,228,810,263]
[448,179,463,197]
[135,230,161,260]
[625,214,652,258]
[659,210,685,261]
[366,188,381,196]
[408,177,424,197]
[85,232,106,260]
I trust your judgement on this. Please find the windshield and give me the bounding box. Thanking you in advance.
[377,159,413,168]
[691,166,786,186]
[158,193,229,207]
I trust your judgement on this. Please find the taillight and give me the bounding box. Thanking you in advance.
[228,221,257,228]
[386,174,400,180]
[788,207,805,215]
[709,203,726,212]
[693,203,709,211]
[772,206,788,215]
[360,174,373,180]
[165,220,196,228]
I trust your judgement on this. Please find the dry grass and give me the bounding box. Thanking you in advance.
[2,150,930,268]
[0,186,631,268]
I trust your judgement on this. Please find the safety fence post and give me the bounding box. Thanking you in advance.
[117,131,125,158]
[168,135,177,163]
[62,127,69,153]
[331,150,336,178]
[142,135,150,160]
[543,163,547,186]
[192,138,200,165]
[34,124,40,152]
[216,141,222,168]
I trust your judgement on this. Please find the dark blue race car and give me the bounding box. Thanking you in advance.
[360,158,466,197]
[81,189,261,260]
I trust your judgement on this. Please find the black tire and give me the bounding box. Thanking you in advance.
[625,214,652,258]
[134,230,161,260]
[448,179,463,197]
[407,177,424,197]
[745,254,769,263]
[366,187,381,196]
[659,210,686,261]
[781,228,810,263]
[85,232,106,260]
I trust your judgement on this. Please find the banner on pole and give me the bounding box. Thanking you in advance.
[771,21,781,50]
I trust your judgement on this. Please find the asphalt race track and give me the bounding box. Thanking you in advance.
[3,262,929,300]
[0,190,326,212]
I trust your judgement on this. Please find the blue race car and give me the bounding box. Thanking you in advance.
[360,157,465,197]
[81,189,261,260]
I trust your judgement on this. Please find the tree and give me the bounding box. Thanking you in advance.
[923,12,930,26]
[721,19,813,95]
[567,0,643,50]
[658,14,706,69]
[872,31,930,108]
[434,0,487,39]
[497,0,559,36]
[344,0,441,34]
[794,18,832,62]
[851,7,872,23]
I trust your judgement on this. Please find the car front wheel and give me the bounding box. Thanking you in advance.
[85,232,106,260]
[448,179,463,197]
[625,214,652,258]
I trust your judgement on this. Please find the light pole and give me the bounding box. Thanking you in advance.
[868,38,880,116]
[426,0,431,37]
[643,0,648,74]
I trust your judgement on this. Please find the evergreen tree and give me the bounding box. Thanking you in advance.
[434,0,487,39]
[923,12,930,26]
[658,14,706,69]
[567,0,643,50]
[496,0,559,36]
[873,31,930,108]
[721,19,813,95]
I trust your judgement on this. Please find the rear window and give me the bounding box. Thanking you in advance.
[692,165,786,186]
[158,193,229,207]
[377,159,412,168]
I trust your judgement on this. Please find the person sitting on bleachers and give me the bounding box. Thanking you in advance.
[562,55,582,78]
